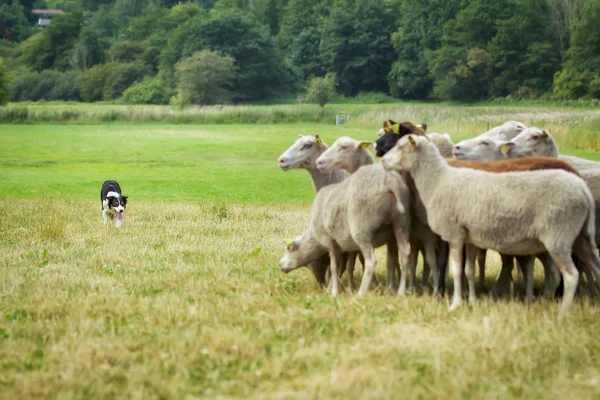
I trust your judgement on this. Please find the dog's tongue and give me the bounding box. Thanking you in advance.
[117,213,124,221]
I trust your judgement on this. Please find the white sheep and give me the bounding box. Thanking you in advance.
[451,121,526,160]
[280,163,412,297]
[315,136,374,173]
[426,133,454,158]
[381,134,600,314]
[278,134,347,191]
[316,136,440,293]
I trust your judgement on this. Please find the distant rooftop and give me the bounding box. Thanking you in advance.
[31,9,64,15]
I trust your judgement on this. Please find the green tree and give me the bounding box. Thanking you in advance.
[319,0,395,96]
[489,0,560,97]
[174,12,294,101]
[0,0,31,41]
[70,27,106,71]
[173,50,236,105]
[553,0,600,99]
[0,57,11,106]
[387,0,461,99]
[20,11,84,71]
[305,72,336,107]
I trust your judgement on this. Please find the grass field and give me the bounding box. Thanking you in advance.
[2,105,600,398]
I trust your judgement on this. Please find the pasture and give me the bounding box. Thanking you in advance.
[2,104,600,398]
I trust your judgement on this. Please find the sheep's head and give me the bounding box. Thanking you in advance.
[315,136,371,173]
[381,134,431,172]
[375,120,426,157]
[452,136,508,161]
[506,127,555,158]
[279,234,327,274]
[278,135,326,171]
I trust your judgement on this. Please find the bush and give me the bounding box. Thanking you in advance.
[107,41,146,63]
[305,73,337,108]
[123,77,171,104]
[77,62,150,102]
[553,68,596,100]
[174,50,236,106]
[0,57,11,105]
[9,70,80,102]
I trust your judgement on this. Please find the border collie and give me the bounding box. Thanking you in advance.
[101,180,128,228]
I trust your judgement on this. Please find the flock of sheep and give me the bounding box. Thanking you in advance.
[276,120,600,315]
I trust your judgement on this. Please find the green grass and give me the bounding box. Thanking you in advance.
[2,105,600,398]
[0,124,376,204]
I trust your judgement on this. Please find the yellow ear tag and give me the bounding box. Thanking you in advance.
[316,136,323,147]
[384,126,391,133]
[408,135,416,147]
[360,143,368,150]
[284,238,294,248]
[501,144,512,154]
[392,124,400,134]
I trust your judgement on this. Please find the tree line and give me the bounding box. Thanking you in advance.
[0,0,599,106]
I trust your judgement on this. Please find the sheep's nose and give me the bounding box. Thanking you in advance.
[454,145,461,151]
[278,158,285,165]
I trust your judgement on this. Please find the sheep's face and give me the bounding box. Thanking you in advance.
[381,134,422,171]
[279,235,326,273]
[506,128,552,158]
[374,121,426,157]
[278,135,324,171]
[315,136,370,172]
[482,121,527,141]
[452,137,507,161]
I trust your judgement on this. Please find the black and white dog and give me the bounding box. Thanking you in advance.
[101,180,128,228]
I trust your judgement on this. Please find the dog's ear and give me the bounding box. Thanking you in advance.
[121,196,128,206]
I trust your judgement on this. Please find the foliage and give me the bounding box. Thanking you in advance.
[20,11,84,71]
[9,69,80,102]
[122,76,171,104]
[173,50,236,106]
[3,0,600,103]
[0,57,11,105]
[77,62,149,102]
[0,0,32,42]
[305,72,337,107]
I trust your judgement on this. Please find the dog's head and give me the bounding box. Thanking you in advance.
[106,195,128,220]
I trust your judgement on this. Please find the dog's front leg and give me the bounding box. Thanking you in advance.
[102,210,108,226]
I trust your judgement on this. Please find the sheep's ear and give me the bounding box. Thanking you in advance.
[283,238,294,249]
[407,135,417,150]
[541,130,549,139]
[383,120,391,133]
[500,142,514,155]
[315,135,323,147]
[355,141,372,151]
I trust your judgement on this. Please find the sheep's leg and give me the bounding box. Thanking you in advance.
[465,244,477,304]
[309,256,329,288]
[491,254,514,298]
[550,253,580,315]
[386,240,399,293]
[539,253,561,298]
[516,255,535,304]
[477,249,487,290]
[437,239,449,297]
[357,245,377,297]
[393,226,410,298]
[423,240,439,295]
[329,248,342,298]
[421,247,431,286]
[449,242,464,311]
[406,237,420,295]
[572,235,600,297]
[338,252,348,278]
[346,253,357,292]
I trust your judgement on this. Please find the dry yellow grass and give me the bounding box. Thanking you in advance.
[2,199,600,399]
